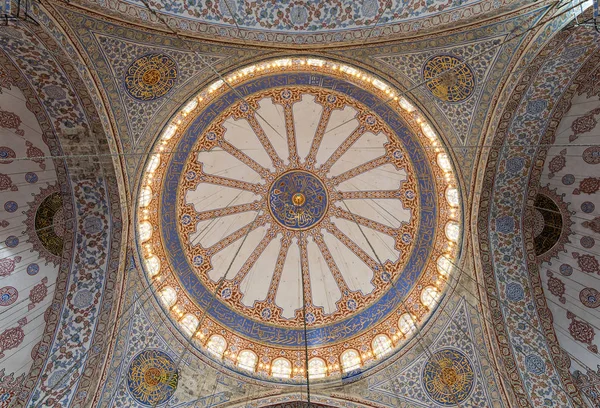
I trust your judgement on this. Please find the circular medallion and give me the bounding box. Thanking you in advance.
[127,349,178,406]
[268,171,328,230]
[27,263,39,276]
[582,146,600,164]
[124,54,178,101]
[580,288,600,308]
[423,55,475,102]
[137,59,462,381]
[0,146,15,164]
[422,348,475,406]
[25,172,38,183]
[5,236,18,248]
[0,286,17,306]
[3,201,17,213]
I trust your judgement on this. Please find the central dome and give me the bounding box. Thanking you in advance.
[137,58,462,381]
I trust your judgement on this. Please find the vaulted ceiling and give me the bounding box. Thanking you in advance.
[0,1,599,407]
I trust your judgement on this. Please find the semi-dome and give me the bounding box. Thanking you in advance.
[137,57,462,381]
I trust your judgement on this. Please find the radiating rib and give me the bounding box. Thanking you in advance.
[298,234,313,304]
[336,190,400,200]
[195,201,262,222]
[206,213,269,256]
[283,104,300,167]
[231,226,279,284]
[330,206,397,237]
[305,107,333,169]
[245,114,284,168]
[330,155,389,185]
[319,125,366,172]
[218,139,271,178]
[199,172,264,195]
[311,231,351,295]
[266,236,293,303]
[323,221,380,271]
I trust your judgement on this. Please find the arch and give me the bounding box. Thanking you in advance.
[159,287,177,307]
[308,358,327,379]
[180,314,198,336]
[421,286,441,308]
[398,313,416,335]
[271,358,292,378]
[340,349,361,372]
[371,334,393,358]
[237,350,258,372]
[206,334,227,358]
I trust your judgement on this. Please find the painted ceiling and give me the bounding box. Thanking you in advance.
[136,57,462,382]
[0,0,598,407]
[68,0,527,46]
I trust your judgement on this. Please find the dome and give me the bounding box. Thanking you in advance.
[137,57,462,381]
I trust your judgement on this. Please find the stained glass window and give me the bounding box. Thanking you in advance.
[421,286,441,308]
[180,314,198,336]
[159,286,177,307]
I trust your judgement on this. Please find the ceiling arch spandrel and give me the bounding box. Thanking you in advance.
[63,0,526,47]
[136,58,465,383]
[43,4,269,183]
[343,5,555,192]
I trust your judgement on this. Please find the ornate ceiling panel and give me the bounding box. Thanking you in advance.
[136,57,464,382]
[65,0,526,46]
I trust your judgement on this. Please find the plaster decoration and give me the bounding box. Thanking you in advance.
[0,24,123,408]
[475,27,599,408]
[137,57,463,381]
[0,286,17,307]
[64,0,524,46]
[0,318,28,359]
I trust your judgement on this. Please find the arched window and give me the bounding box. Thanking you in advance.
[138,221,153,242]
[340,349,361,372]
[146,255,160,277]
[180,314,198,336]
[237,350,258,372]
[421,286,441,308]
[372,334,393,358]
[146,154,161,173]
[271,358,292,378]
[308,358,327,379]
[437,255,452,276]
[445,221,460,242]
[437,153,452,172]
[206,334,227,358]
[159,287,177,307]
[398,313,417,335]
[445,187,459,207]
[139,187,152,207]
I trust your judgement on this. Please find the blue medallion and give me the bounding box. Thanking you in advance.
[268,171,327,230]
[422,348,475,406]
[127,349,178,406]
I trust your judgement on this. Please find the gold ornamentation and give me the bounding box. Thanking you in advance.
[124,54,177,101]
[423,55,475,102]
